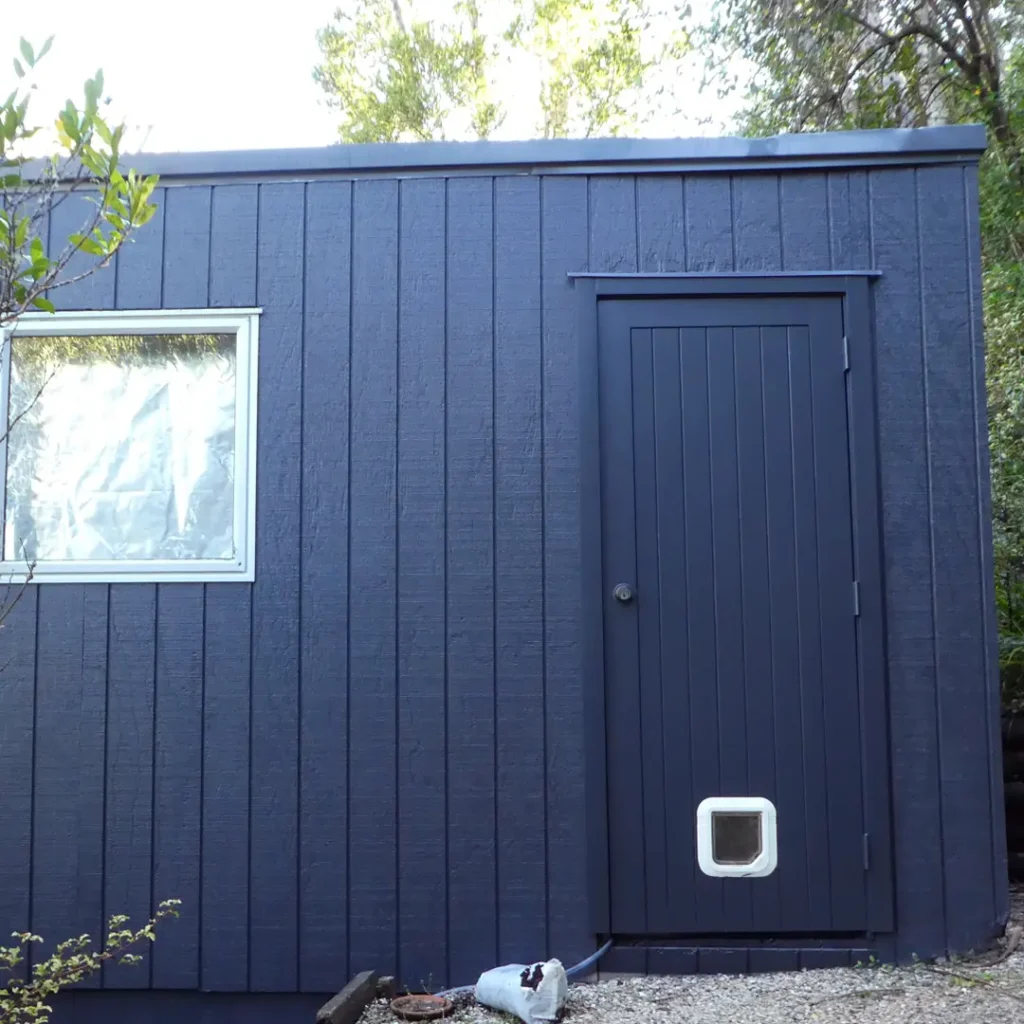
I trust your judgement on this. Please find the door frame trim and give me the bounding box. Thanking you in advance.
[577,275,893,936]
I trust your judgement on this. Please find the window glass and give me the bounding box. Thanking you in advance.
[710,811,763,865]
[5,332,237,562]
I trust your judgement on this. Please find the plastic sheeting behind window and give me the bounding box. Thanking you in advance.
[4,333,237,562]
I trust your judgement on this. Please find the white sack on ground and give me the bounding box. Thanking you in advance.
[474,959,568,1024]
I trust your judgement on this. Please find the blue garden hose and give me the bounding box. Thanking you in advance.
[566,938,614,979]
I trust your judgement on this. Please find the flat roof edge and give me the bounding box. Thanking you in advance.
[79,125,989,182]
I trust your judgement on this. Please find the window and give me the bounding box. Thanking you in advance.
[0,308,259,582]
[696,796,778,878]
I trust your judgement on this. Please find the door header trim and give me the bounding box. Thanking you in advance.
[575,274,880,302]
[569,270,883,281]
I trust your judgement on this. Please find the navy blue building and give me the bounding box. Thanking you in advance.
[0,125,1008,1024]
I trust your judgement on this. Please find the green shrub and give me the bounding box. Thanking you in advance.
[0,900,180,1024]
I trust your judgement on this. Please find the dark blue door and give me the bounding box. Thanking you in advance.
[598,295,889,935]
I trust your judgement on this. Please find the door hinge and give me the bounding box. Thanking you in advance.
[863,833,870,871]
[853,581,861,617]
[843,335,850,372]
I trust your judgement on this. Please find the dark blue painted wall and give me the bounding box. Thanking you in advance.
[0,154,1005,1004]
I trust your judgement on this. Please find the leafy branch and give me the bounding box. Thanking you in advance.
[1,36,159,328]
[0,900,180,1024]
[0,34,161,668]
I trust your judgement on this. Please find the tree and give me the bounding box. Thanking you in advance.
[699,0,1024,707]
[978,65,1024,710]
[507,0,677,138]
[0,37,158,590]
[313,0,687,141]
[0,901,180,1024]
[700,0,1018,139]
[314,0,501,142]
[1,36,159,327]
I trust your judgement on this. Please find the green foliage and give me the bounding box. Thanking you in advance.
[0,900,179,1024]
[980,128,1024,711]
[699,0,1019,138]
[314,0,501,142]
[702,0,1024,708]
[510,0,683,138]
[1,37,159,326]
[313,0,686,141]
[12,332,228,369]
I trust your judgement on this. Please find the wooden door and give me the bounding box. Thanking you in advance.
[598,295,891,935]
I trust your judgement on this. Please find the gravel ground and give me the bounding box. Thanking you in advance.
[362,885,1024,1024]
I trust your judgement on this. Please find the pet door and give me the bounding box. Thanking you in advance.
[696,797,777,877]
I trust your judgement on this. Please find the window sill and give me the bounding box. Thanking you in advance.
[2,560,255,584]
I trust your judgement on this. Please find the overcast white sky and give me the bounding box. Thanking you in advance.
[3,0,738,153]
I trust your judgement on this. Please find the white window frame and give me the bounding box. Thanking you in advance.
[0,307,260,583]
[696,796,778,878]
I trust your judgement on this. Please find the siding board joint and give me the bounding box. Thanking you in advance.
[842,335,850,372]
[862,833,870,872]
[852,580,861,617]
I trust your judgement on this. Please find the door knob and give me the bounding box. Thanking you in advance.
[613,583,635,604]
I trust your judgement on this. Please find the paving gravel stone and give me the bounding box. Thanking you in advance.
[361,886,1024,1024]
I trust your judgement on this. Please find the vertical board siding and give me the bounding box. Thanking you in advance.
[779,175,829,270]
[7,156,1003,997]
[32,587,85,957]
[493,176,546,965]
[446,176,497,984]
[760,328,811,928]
[100,196,160,988]
[591,179,646,936]
[103,585,156,988]
[202,183,258,991]
[636,176,685,272]
[116,187,167,308]
[0,589,36,970]
[48,192,117,310]
[152,185,212,990]
[772,187,831,928]
[731,184,782,931]
[396,177,448,987]
[635,180,687,935]
[683,176,733,271]
[826,170,896,940]
[808,317,868,930]
[678,327,726,931]
[209,185,259,308]
[600,316,646,934]
[827,171,871,269]
[733,327,781,930]
[732,176,781,270]
[250,182,305,990]
[201,586,252,989]
[589,177,638,274]
[917,165,996,948]
[788,326,837,925]
[162,187,212,307]
[707,327,751,930]
[152,587,203,987]
[540,176,591,965]
[868,168,947,959]
[76,586,109,986]
[630,329,670,932]
[299,180,352,992]
[348,178,400,978]
[649,328,693,929]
